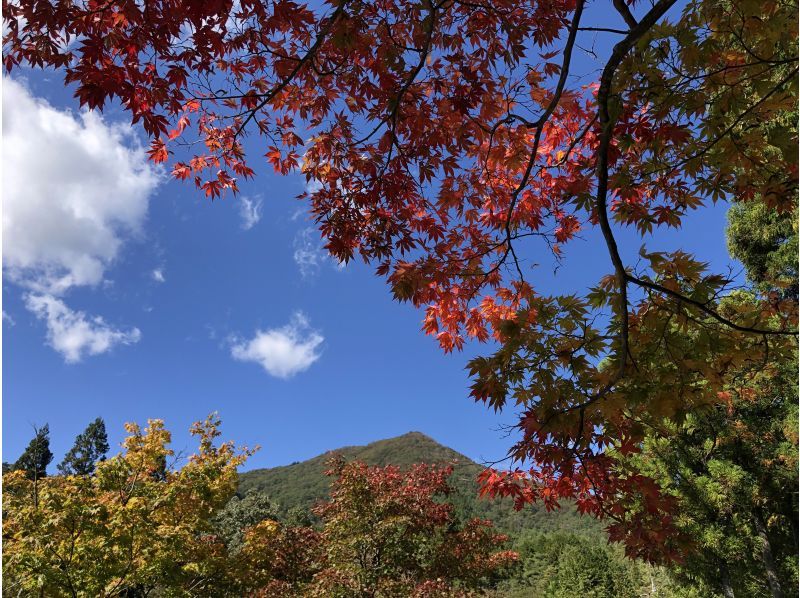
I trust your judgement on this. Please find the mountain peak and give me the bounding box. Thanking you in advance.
[397,430,431,439]
[238,431,473,503]
[237,432,601,537]
[376,430,450,449]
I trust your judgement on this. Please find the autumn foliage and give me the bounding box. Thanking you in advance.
[309,458,516,597]
[4,0,797,560]
[2,415,252,595]
[2,418,515,596]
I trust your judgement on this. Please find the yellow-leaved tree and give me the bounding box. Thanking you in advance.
[2,414,252,597]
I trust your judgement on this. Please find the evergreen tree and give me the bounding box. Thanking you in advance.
[284,505,313,528]
[630,361,797,597]
[727,201,798,297]
[502,532,652,598]
[13,424,53,481]
[57,417,110,476]
[624,196,798,597]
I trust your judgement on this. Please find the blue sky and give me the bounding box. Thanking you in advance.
[2,0,732,472]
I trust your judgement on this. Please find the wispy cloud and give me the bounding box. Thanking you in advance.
[239,196,263,230]
[293,227,344,278]
[2,311,15,326]
[293,228,326,278]
[25,294,141,363]
[151,268,166,283]
[230,311,323,379]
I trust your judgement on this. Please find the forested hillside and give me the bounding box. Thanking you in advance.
[235,433,675,595]
[238,432,602,537]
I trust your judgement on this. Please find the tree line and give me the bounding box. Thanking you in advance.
[4,377,796,597]
[3,416,516,597]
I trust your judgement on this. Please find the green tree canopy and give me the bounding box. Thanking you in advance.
[213,490,280,552]
[727,202,798,296]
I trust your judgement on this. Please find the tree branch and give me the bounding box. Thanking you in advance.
[594,0,679,395]
[612,0,639,29]
[500,0,585,258]
[627,274,798,336]
[232,1,350,140]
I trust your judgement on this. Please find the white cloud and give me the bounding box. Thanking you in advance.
[25,294,141,363]
[2,77,158,361]
[239,196,263,230]
[152,268,166,283]
[2,76,159,295]
[231,312,323,379]
[2,311,15,326]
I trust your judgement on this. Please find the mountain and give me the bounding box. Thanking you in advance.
[238,431,602,537]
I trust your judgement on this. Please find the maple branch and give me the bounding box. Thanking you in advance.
[232,0,350,140]
[573,451,621,522]
[355,0,439,150]
[594,0,679,392]
[381,17,425,54]
[549,113,597,168]
[578,26,630,35]
[612,0,639,29]
[384,1,438,142]
[497,0,584,271]
[727,2,792,65]
[451,0,514,18]
[523,0,683,431]
[668,67,798,172]
[626,274,798,336]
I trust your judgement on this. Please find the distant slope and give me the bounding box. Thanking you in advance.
[238,431,602,537]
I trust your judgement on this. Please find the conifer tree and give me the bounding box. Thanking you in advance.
[13,424,53,481]
[57,417,110,476]
[727,201,798,297]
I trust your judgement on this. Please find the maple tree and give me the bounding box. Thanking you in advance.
[5,0,798,559]
[235,520,325,596]
[205,458,516,596]
[307,458,516,597]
